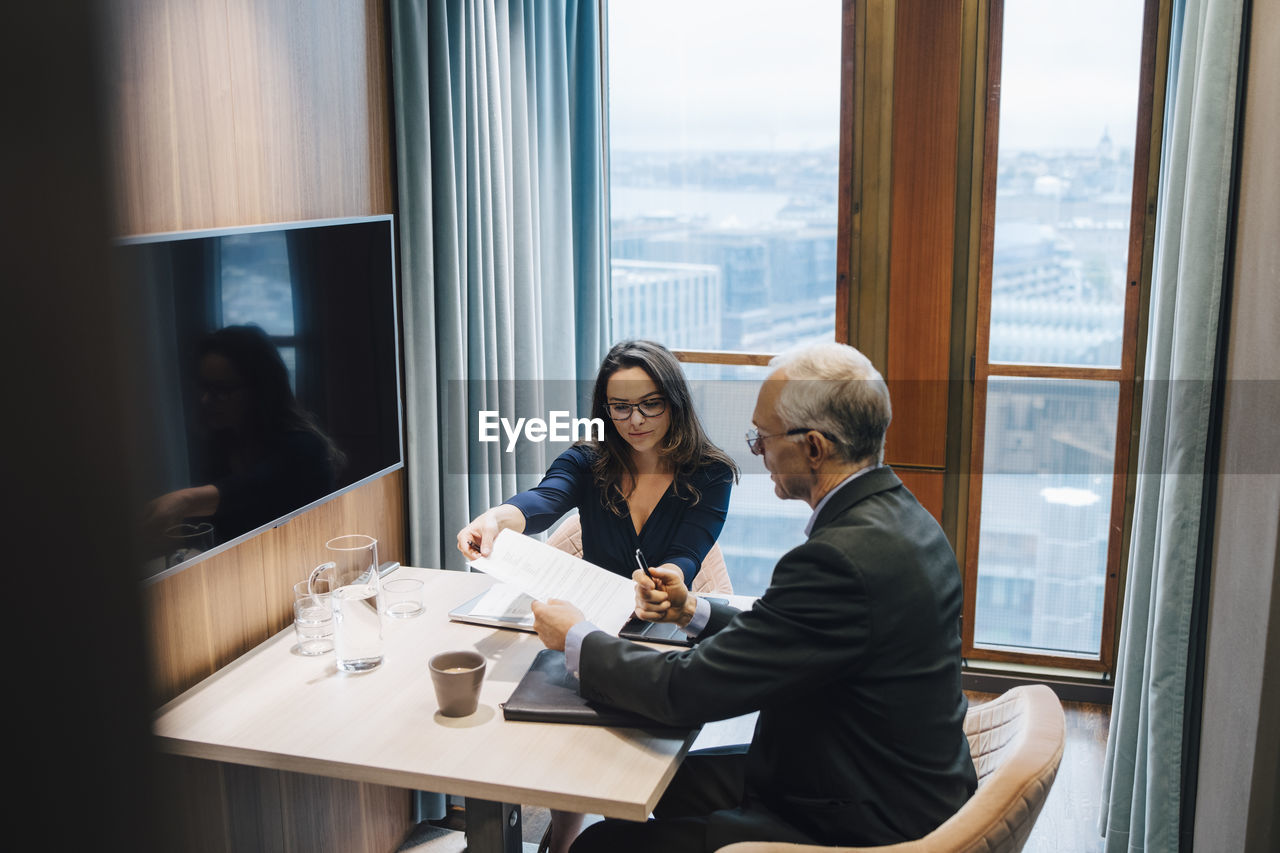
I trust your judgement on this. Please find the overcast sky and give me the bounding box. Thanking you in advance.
[606,0,1145,153]
[607,0,842,151]
[998,0,1145,151]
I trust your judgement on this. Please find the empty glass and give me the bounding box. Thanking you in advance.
[382,577,424,618]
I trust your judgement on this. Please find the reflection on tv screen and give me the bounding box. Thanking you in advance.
[116,216,401,575]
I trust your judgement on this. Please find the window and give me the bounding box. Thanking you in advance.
[965,0,1160,669]
[219,230,299,389]
[606,0,848,595]
[602,0,1163,655]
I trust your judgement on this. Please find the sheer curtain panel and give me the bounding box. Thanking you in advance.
[1099,0,1247,849]
[390,0,609,571]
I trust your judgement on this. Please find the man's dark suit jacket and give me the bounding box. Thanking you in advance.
[578,466,977,849]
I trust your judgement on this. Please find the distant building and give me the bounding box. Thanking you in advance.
[992,222,1080,300]
[723,295,836,353]
[612,214,837,352]
[972,379,1117,653]
[611,259,721,350]
[989,221,1125,366]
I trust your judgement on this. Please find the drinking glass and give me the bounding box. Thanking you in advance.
[293,578,333,655]
[382,577,424,618]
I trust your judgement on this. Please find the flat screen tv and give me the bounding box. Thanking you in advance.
[117,215,402,578]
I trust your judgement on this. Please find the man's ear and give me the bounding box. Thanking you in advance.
[803,431,828,468]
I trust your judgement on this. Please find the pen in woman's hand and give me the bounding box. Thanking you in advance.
[635,548,662,589]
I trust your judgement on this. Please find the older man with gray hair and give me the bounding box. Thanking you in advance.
[532,342,975,853]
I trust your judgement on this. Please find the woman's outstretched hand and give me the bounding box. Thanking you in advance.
[455,504,526,561]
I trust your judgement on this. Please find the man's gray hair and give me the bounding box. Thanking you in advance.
[769,343,892,464]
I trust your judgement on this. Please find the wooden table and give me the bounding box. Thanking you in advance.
[153,567,751,852]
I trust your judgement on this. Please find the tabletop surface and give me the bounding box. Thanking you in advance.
[153,567,743,820]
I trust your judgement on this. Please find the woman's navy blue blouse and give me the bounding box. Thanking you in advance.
[504,445,734,585]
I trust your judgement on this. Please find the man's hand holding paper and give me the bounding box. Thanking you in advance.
[529,599,584,651]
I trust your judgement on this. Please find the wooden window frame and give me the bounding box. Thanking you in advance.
[962,0,1167,672]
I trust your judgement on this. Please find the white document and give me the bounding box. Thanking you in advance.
[466,528,637,633]
[471,583,537,620]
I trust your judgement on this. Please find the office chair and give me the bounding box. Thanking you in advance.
[717,684,1066,853]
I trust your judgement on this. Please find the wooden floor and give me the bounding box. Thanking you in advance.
[968,691,1110,853]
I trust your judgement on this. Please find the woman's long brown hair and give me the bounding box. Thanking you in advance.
[586,340,739,515]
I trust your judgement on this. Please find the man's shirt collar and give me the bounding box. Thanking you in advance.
[805,464,879,537]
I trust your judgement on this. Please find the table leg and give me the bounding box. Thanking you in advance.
[463,798,522,853]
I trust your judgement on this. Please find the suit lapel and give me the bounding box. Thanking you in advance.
[809,465,903,534]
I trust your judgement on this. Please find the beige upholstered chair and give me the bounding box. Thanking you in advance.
[716,684,1066,853]
[546,512,734,594]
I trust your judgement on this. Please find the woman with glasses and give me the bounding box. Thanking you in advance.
[457,339,739,587]
[458,340,739,853]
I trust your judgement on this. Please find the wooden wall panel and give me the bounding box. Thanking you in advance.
[359,781,417,852]
[157,756,411,853]
[154,756,235,853]
[895,468,945,525]
[884,0,962,469]
[223,0,393,225]
[107,0,241,232]
[108,0,393,235]
[278,770,410,852]
[222,762,288,852]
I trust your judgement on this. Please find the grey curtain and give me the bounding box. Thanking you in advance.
[1099,0,1247,849]
[390,0,610,571]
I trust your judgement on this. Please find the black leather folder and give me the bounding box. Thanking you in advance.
[501,649,684,730]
